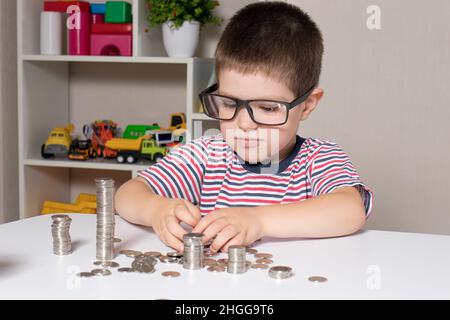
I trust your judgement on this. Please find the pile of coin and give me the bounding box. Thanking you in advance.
[95,178,116,262]
[227,245,249,274]
[51,215,72,255]
[183,233,204,270]
[131,255,158,273]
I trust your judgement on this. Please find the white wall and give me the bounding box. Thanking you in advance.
[0,0,19,223]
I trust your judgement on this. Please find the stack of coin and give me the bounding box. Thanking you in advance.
[227,245,248,274]
[51,215,72,255]
[182,233,204,270]
[268,266,293,279]
[95,178,115,261]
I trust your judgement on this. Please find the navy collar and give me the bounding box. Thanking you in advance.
[235,135,305,174]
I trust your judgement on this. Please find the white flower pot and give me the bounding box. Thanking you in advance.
[162,21,200,58]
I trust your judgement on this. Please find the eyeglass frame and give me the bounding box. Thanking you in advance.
[198,83,316,126]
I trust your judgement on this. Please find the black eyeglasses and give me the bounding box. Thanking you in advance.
[198,83,315,126]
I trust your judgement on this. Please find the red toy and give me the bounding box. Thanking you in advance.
[92,14,105,25]
[91,23,132,35]
[68,12,91,55]
[44,1,90,13]
[83,120,118,158]
[90,34,132,56]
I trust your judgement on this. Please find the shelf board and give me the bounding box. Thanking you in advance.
[23,158,151,172]
[20,54,207,65]
[191,113,217,120]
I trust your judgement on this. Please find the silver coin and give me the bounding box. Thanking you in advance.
[125,251,143,258]
[76,272,94,278]
[93,261,119,268]
[161,271,181,278]
[251,263,269,270]
[207,266,226,273]
[268,266,293,279]
[204,249,218,257]
[144,251,162,257]
[159,255,178,263]
[91,269,112,276]
[167,252,184,258]
[254,253,273,259]
[308,276,328,283]
[118,267,135,273]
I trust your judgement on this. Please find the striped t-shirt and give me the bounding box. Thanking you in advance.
[138,134,373,216]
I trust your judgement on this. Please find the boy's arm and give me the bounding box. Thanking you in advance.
[115,177,201,251]
[115,177,175,227]
[257,186,366,238]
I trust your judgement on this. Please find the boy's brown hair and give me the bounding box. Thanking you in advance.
[215,1,324,97]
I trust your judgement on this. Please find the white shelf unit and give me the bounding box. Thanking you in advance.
[17,0,218,219]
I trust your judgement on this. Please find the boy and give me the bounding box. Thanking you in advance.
[115,1,373,253]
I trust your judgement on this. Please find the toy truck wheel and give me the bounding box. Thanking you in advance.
[154,153,164,162]
[126,155,136,163]
[41,144,54,159]
[116,155,125,163]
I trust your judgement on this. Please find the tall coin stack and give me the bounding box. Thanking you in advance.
[51,215,72,255]
[95,178,115,261]
[182,233,204,270]
[227,245,248,274]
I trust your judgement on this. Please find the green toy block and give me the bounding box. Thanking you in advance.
[105,1,132,23]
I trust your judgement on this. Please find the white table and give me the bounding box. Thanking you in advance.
[0,214,449,300]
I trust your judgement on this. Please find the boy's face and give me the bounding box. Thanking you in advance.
[218,68,323,164]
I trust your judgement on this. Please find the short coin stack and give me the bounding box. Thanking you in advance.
[183,233,204,270]
[95,178,115,262]
[227,245,249,274]
[51,215,72,255]
[131,255,157,273]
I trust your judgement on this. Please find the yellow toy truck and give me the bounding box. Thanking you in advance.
[41,124,74,158]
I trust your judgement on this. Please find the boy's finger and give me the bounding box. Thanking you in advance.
[210,225,239,253]
[201,218,228,244]
[174,203,198,227]
[183,200,202,223]
[222,234,245,253]
[162,230,184,252]
[165,215,187,241]
[192,212,219,233]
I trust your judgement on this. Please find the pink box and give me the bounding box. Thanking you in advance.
[68,12,91,55]
[90,34,132,56]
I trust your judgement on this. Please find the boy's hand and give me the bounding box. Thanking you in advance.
[192,207,264,253]
[151,199,201,252]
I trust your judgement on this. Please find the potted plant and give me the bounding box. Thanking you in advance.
[147,0,223,58]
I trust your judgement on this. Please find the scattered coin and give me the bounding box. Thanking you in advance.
[76,272,94,278]
[161,271,181,278]
[218,258,228,264]
[251,263,269,270]
[246,248,258,254]
[159,255,178,263]
[118,267,135,273]
[93,261,120,268]
[91,269,112,276]
[308,276,328,283]
[268,266,293,279]
[113,238,122,243]
[254,253,273,259]
[207,266,226,273]
[256,258,273,264]
[144,251,161,258]
[167,252,184,258]
[125,251,143,258]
